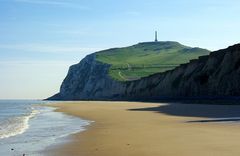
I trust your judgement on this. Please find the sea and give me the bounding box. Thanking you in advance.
[0,100,91,156]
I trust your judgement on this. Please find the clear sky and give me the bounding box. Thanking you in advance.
[1,0,240,99]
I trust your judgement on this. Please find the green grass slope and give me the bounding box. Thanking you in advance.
[96,41,211,81]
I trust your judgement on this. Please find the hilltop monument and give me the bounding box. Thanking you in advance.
[155,31,158,42]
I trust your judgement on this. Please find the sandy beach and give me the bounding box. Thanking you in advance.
[48,101,240,156]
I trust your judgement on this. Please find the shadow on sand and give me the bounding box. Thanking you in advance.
[129,103,240,123]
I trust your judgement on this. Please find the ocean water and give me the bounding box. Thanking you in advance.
[0,100,91,156]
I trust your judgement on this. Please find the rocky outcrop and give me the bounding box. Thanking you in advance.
[48,44,240,101]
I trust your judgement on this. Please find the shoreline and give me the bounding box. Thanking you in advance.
[0,102,91,156]
[47,101,240,156]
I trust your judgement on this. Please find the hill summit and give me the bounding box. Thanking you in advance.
[96,41,210,81]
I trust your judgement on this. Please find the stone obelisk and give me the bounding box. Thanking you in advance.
[155,31,158,42]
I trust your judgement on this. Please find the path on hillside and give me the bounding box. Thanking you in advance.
[118,63,132,81]
[118,71,127,81]
[127,63,132,70]
[118,63,131,81]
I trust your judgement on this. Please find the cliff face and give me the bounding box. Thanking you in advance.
[48,44,240,100]
[124,44,240,100]
[49,54,127,100]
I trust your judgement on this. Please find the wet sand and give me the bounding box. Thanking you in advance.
[48,101,240,156]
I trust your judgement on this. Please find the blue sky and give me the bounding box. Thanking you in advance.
[1,0,240,99]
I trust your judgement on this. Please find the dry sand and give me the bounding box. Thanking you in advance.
[48,101,240,156]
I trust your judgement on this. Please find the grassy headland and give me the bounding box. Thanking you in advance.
[96,41,210,81]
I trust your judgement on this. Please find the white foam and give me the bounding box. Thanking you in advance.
[0,109,39,139]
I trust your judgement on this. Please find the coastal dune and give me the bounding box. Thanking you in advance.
[48,101,240,156]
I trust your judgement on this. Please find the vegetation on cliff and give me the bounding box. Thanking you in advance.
[96,41,210,81]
